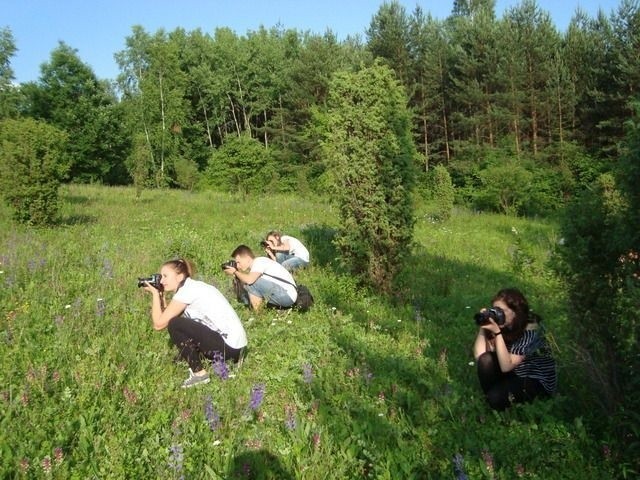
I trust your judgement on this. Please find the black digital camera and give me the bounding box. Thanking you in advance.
[137,273,162,290]
[474,306,506,326]
[260,240,270,249]
[221,259,237,270]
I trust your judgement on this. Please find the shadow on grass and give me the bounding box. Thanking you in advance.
[56,214,98,226]
[301,244,567,476]
[228,449,293,480]
[300,224,338,268]
[63,194,92,205]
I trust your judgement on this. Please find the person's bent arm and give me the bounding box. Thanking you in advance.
[473,329,489,359]
[268,238,290,253]
[225,267,261,285]
[147,287,186,330]
[492,333,525,372]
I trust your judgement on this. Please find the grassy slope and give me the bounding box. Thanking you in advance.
[0,185,613,479]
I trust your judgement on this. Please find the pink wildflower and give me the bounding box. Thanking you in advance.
[53,447,64,465]
[481,449,494,473]
[41,456,52,474]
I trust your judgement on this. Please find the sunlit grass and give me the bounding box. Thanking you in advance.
[0,185,614,479]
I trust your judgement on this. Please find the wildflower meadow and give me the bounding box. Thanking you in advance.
[0,185,616,478]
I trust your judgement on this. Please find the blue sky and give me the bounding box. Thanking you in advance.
[4,0,622,84]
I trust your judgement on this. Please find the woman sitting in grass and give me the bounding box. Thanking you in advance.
[473,288,557,410]
[142,258,247,388]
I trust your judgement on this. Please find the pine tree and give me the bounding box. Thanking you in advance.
[318,62,417,293]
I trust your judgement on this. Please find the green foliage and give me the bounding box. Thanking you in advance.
[473,159,533,215]
[318,62,417,293]
[428,165,455,221]
[173,156,200,191]
[0,184,622,477]
[126,133,153,198]
[0,118,69,225]
[554,108,640,472]
[22,42,128,184]
[203,134,276,194]
[0,27,20,119]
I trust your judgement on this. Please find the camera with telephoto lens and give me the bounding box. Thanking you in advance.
[221,259,237,270]
[137,273,163,290]
[474,306,506,326]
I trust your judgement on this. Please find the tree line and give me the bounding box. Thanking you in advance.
[0,0,638,212]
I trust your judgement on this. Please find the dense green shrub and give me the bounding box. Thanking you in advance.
[428,165,454,221]
[555,108,640,472]
[173,156,200,191]
[0,118,69,224]
[317,62,417,293]
[473,160,533,215]
[202,134,276,194]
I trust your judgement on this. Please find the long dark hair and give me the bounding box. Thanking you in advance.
[492,288,539,344]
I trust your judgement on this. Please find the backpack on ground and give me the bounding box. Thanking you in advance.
[294,284,314,312]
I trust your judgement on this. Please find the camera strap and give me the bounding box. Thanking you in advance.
[261,272,296,288]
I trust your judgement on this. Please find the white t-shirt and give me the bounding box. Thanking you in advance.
[173,277,247,349]
[282,235,310,262]
[251,257,297,300]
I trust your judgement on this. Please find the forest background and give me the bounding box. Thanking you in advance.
[1,0,640,477]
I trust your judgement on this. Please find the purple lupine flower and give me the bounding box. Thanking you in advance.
[302,363,313,384]
[204,394,220,431]
[4,274,15,288]
[168,444,184,480]
[102,259,114,279]
[211,352,229,380]
[27,259,38,273]
[96,298,106,318]
[248,383,265,411]
[284,404,297,430]
[453,453,468,480]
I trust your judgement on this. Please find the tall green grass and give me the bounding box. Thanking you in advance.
[0,185,614,478]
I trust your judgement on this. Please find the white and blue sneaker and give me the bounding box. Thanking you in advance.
[181,369,210,389]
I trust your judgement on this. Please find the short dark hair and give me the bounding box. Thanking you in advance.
[231,244,255,259]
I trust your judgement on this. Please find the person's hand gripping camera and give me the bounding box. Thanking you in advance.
[474,306,506,336]
[260,239,276,260]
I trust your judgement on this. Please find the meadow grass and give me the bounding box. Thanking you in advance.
[0,185,614,479]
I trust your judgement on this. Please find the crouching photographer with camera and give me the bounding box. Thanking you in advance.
[262,230,310,272]
[472,288,556,410]
[223,244,297,311]
[141,258,247,389]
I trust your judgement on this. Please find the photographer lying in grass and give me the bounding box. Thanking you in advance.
[223,244,297,311]
[142,258,247,388]
[473,288,557,410]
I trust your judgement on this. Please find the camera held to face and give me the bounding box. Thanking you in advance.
[260,240,270,249]
[137,273,163,290]
[221,259,237,270]
[474,306,506,326]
